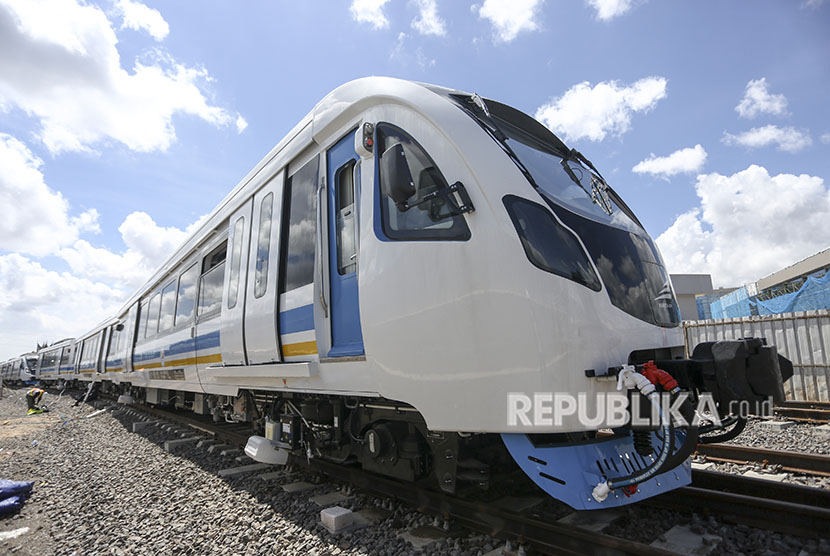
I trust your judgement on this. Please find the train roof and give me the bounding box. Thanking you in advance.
[106,77,463,319]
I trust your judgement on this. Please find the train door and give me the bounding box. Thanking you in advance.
[221,200,253,365]
[325,130,365,357]
[244,172,284,364]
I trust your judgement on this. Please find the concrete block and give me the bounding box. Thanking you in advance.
[814,424,830,437]
[759,420,795,431]
[650,525,721,555]
[691,462,715,471]
[164,437,200,452]
[207,443,233,454]
[557,509,622,533]
[282,481,314,493]
[217,463,271,478]
[234,455,253,464]
[310,492,350,507]
[743,470,788,482]
[399,526,449,549]
[219,448,242,457]
[320,506,353,534]
[197,439,217,449]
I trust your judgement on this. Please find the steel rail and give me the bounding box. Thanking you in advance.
[695,444,830,476]
[773,407,830,423]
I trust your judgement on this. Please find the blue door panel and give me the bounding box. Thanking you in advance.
[327,131,365,357]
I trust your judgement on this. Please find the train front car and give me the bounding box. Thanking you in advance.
[334,80,791,510]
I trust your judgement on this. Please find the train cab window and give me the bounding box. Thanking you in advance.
[146,293,161,337]
[280,157,318,293]
[175,263,199,325]
[108,326,120,356]
[198,242,227,317]
[503,195,601,291]
[159,281,177,331]
[375,123,470,241]
[254,193,274,298]
[227,217,245,309]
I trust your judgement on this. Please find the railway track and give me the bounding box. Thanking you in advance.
[774,400,830,423]
[695,444,830,476]
[101,396,830,553]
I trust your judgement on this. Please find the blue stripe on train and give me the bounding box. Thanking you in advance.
[279,304,314,335]
[134,330,221,362]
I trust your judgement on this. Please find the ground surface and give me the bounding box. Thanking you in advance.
[1,388,828,556]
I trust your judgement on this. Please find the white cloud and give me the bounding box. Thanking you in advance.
[115,0,169,41]
[820,132,830,144]
[0,133,100,257]
[477,0,542,43]
[735,78,788,119]
[535,76,667,142]
[390,32,436,70]
[586,0,635,21]
[722,125,812,153]
[58,211,204,290]
[411,0,445,36]
[350,0,391,29]
[804,0,827,7]
[0,0,237,154]
[632,144,707,179]
[656,165,830,286]
[0,253,125,358]
[235,114,248,134]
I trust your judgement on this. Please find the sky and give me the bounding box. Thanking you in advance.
[1,0,829,358]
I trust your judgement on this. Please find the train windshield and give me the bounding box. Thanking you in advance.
[446,92,680,328]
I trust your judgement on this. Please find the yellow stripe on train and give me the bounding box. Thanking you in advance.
[282,341,318,357]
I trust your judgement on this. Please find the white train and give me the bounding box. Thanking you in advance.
[1,352,38,385]
[28,77,790,509]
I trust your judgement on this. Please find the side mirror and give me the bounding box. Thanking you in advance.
[379,143,416,209]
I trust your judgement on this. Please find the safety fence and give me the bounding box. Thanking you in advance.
[684,310,830,402]
[711,272,830,319]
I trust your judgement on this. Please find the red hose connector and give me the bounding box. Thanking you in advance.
[640,361,679,392]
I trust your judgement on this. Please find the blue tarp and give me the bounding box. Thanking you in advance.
[711,272,830,319]
[0,479,34,515]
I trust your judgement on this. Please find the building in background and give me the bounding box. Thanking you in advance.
[670,274,713,321]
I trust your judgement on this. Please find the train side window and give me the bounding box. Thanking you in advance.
[146,293,161,337]
[198,241,227,318]
[502,195,601,292]
[335,161,357,275]
[375,123,470,241]
[138,300,149,341]
[159,281,177,331]
[60,346,71,369]
[108,326,120,356]
[254,193,274,298]
[280,156,318,294]
[227,217,245,309]
[175,263,199,325]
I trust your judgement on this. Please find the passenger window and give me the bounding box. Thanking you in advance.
[108,327,120,356]
[280,157,318,293]
[175,263,199,325]
[60,346,72,368]
[227,217,245,309]
[254,193,274,298]
[198,242,227,317]
[335,161,357,275]
[159,282,177,331]
[376,123,470,241]
[503,195,601,292]
[146,293,161,337]
[138,300,149,341]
